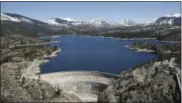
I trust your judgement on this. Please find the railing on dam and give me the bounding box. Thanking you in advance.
[41,70,121,78]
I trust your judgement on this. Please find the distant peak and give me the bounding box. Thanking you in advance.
[50,18,62,20]
[1,12,33,23]
[88,19,105,22]
[120,18,137,26]
[63,17,76,22]
[165,13,181,17]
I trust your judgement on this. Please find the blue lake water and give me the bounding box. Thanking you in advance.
[40,35,159,74]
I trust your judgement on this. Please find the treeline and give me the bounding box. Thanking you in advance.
[131,42,181,66]
[1,21,62,37]
[156,28,181,41]
[102,30,155,38]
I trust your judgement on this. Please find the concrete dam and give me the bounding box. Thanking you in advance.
[40,71,120,102]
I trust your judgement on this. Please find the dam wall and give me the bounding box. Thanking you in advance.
[40,71,120,102]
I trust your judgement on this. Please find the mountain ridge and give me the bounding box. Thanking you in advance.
[1,12,181,37]
[1,12,181,27]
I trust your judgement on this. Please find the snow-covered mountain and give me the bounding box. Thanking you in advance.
[85,19,111,27]
[44,17,84,27]
[44,18,61,25]
[1,13,34,23]
[1,12,181,29]
[44,13,180,27]
[165,13,180,18]
[43,18,119,28]
[145,18,158,25]
[43,18,136,28]
[1,13,52,27]
[1,12,181,37]
[146,13,181,26]
[120,18,138,26]
[63,17,76,22]
[44,18,71,27]
[0,13,58,34]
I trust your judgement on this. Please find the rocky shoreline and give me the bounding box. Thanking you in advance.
[76,34,157,40]
[98,59,181,103]
[125,45,155,53]
[43,48,61,58]
[98,40,181,103]
[21,47,61,79]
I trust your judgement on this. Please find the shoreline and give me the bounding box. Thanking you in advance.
[99,36,157,40]
[22,47,61,79]
[119,38,156,40]
[22,59,49,79]
[160,40,181,44]
[39,35,62,39]
[124,45,155,53]
[9,41,60,49]
[22,36,62,79]
[44,48,61,58]
[35,35,156,78]
[76,34,157,40]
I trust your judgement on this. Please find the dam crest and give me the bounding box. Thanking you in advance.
[40,71,120,102]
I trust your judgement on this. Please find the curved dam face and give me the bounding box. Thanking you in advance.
[40,71,120,102]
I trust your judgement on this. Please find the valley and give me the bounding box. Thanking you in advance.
[0,11,181,103]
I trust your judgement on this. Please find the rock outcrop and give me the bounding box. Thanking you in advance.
[98,60,181,103]
[0,61,82,102]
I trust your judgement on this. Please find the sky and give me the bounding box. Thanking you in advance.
[1,2,181,22]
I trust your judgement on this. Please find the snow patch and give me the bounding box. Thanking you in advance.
[165,13,181,18]
[63,17,76,22]
[44,19,60,25]
[120,18,137,26]
[1,13,33,23]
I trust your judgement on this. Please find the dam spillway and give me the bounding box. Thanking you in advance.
[40,71,120,102]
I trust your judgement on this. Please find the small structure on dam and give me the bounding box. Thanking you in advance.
[40,71,120,102]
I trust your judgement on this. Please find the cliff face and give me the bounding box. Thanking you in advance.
[98,60,181,103]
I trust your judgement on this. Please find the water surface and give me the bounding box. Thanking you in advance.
[40,35,159,74]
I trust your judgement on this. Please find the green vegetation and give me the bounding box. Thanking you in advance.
[156,28,181,41]
[130,42,181,66]
[53,46,58,51]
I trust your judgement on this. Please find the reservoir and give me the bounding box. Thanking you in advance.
[40,35,159,74]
